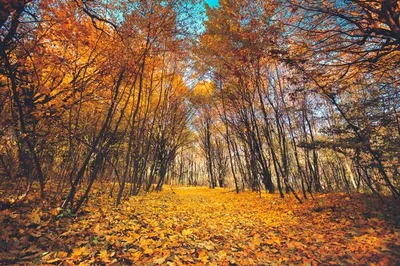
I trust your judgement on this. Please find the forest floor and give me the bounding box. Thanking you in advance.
[0,186,399,265]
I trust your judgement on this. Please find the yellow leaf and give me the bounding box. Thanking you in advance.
[205,243,214,251]
[218,250,227,257]
[140,238,149,249]
[46,258,62,264]
[57,251,68,258]
[131,251,142,262]
[255,251,263,258]
[271,248,279,253]
[265,239,274,245]
[98,250,111,262]
[93,224,101,234]
[28,208,41,224]
[252,239,261,246]
[144,248,154,255]
[71,246,90,260]
[198,250,209,262]
[51,208,60,216]
[153,257,166,264]
[182,228,192,236]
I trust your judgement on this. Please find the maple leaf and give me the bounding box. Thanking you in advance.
[153,257,166,264]
[71,246,90,260]
[98,250,111,262]
[27,208,41,225]
[131,251,142,262]
[218,250,227,258]
[144,248,154,255]
[197,250,209,263]
[181,228,192,237]
[57,251,68,258]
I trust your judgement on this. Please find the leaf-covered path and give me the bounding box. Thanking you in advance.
[1,187,400,265]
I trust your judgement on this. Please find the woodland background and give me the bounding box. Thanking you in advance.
[0,0,399,264]
[1,0,399,208]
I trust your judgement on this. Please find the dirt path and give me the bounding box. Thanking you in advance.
[1,187,399,265]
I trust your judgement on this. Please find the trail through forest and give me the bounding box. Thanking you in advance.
[1,187,399,265]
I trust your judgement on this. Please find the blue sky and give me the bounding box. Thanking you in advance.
[186,0,218,34]
[204,0,219,7]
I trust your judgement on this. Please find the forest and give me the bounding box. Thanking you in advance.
[0,0,399,264]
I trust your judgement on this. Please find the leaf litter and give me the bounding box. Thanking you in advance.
[0,187,399,265]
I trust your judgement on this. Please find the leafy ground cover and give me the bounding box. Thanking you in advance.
[1,187,399,265]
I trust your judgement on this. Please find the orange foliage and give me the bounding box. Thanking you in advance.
[1,187,399,264]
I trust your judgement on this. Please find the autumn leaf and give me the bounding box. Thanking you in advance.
[98,250,111,262]
[182,228,193,237]
[1,187,399,265]
[131,251,142,262]
[218,250,227,258]
[46,258,62,264]
[71,246,90,260]
[197,250,209,263]
[143,248,154,255]
[153,257,166,264]
[57,251,68,258]
[27,208,41,225]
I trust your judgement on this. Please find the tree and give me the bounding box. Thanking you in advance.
[283,0,400,197]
